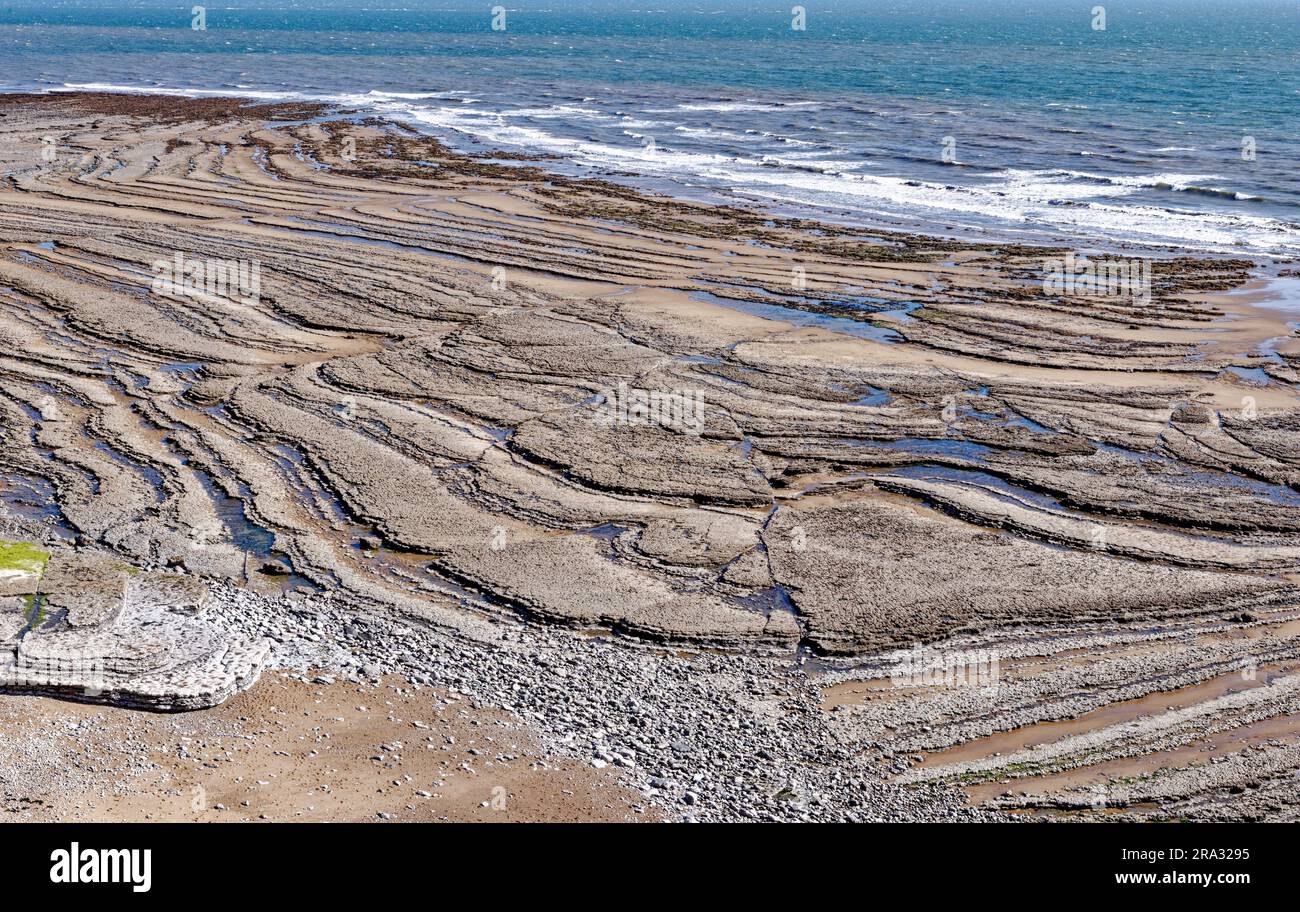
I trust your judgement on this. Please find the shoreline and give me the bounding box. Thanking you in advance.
[6,83,1296,263]
[1,89,1299,821]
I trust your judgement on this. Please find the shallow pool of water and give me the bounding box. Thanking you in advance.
[689,290,903,345]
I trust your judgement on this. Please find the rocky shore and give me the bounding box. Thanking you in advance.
[1,91,1299,820]
[197,578,981,822]
[1,541,265,710]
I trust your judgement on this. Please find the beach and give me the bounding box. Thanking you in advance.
[5,1,1298,255]
[0,87,1298,822]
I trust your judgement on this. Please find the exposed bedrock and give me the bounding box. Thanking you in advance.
[0,91,1296,670]
[511,412,772,507]
[3,94,1300,816]
[0,545,267,710]
[765,497,1297,654]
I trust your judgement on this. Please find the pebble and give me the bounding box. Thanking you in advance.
[200,580,992,823]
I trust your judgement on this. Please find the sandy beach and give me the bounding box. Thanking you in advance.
[1,90,1299,822]
[0,670,654,823]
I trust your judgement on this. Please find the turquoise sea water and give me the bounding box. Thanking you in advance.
[1,0,1297,253]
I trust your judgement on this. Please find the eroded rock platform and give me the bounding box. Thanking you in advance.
[0,543,267,711]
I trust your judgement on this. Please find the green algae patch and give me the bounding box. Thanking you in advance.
[0,540,51,577]
[111,561,141,577]
[22,593,47,630]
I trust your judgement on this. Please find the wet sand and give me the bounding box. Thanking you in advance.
[0,671,654,822]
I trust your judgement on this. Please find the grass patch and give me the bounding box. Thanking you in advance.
[22,593,46,629]
[0,540,51,577]
[111,561,141,577]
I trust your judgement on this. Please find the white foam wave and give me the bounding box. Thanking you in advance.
[49,83,1300,256]
[646,100,822,113]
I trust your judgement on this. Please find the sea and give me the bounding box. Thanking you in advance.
[1,0,1297,255]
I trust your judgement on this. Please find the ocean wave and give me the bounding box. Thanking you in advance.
[757,155,855,176]
[671,124,756,142]
[731,168,1298,255]
[61,82,313,102]
[656,100,822,113]
[35,82,1299,256]
[1164,184,1264,201]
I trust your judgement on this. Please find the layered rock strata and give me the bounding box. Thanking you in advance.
[0,544,267,710]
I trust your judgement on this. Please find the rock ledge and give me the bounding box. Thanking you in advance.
[0,544,268,711]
